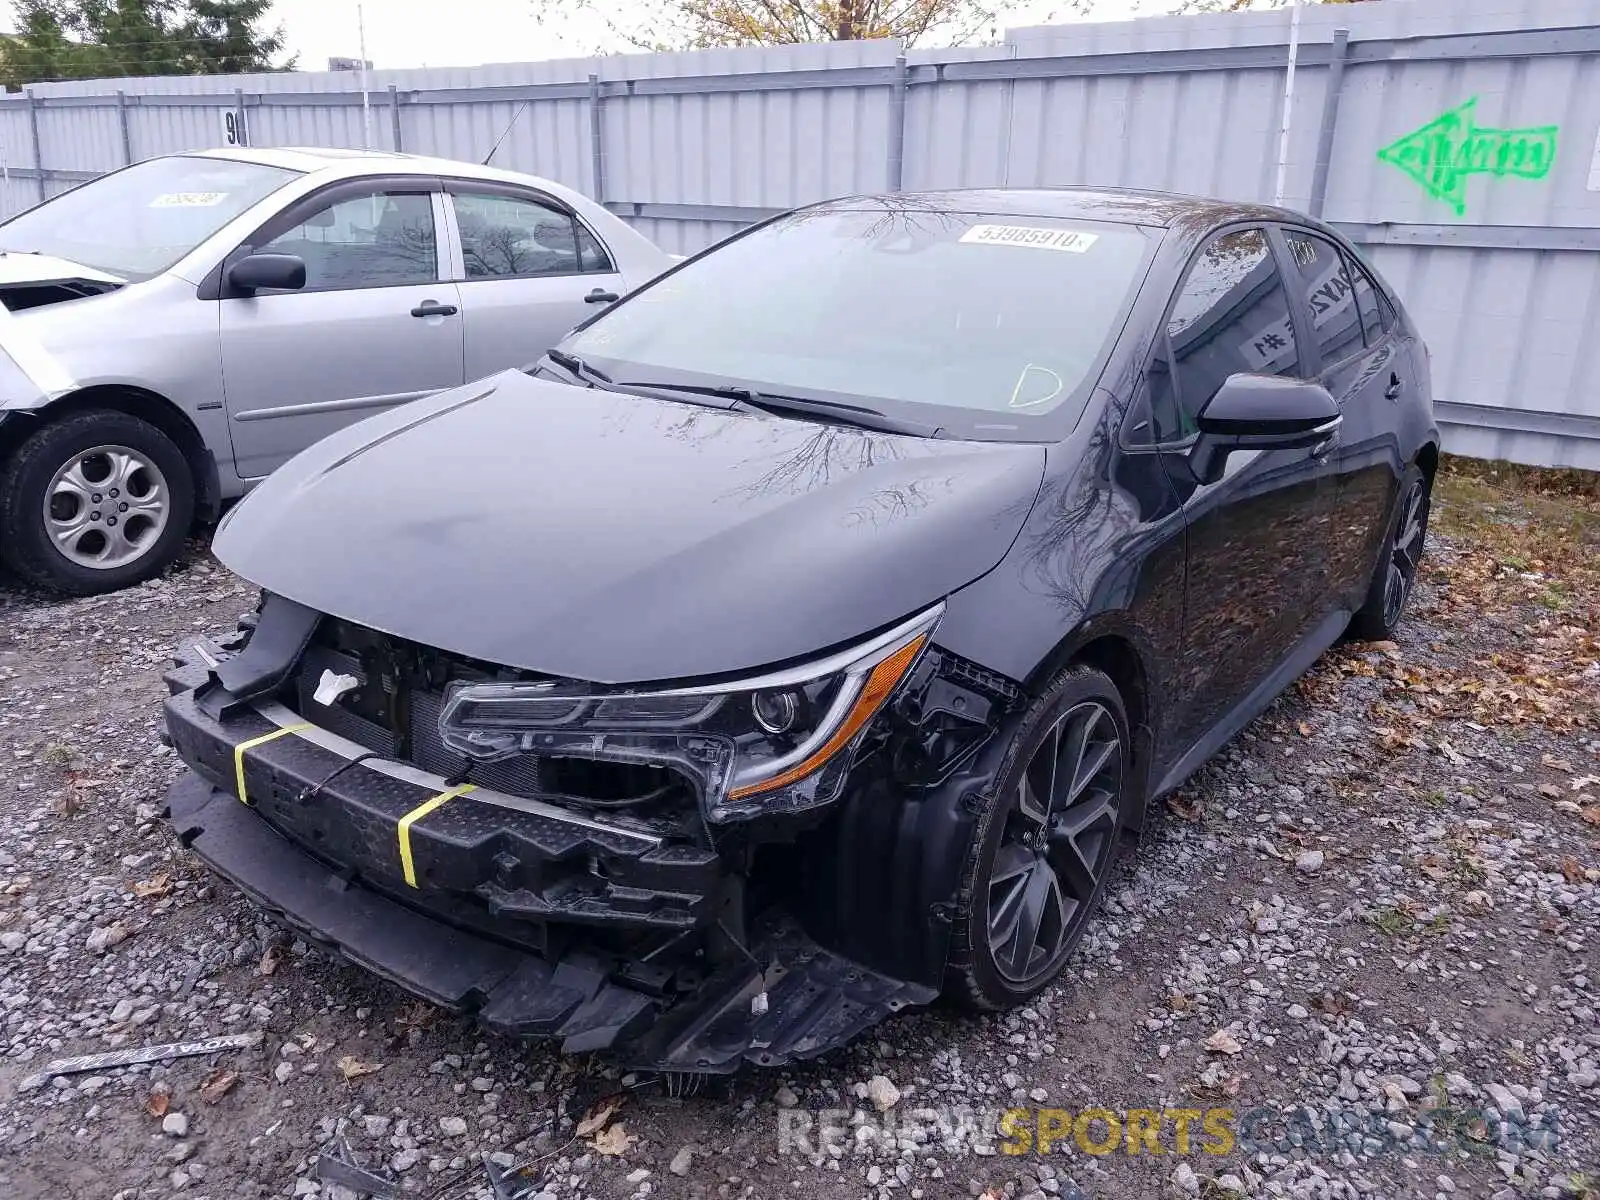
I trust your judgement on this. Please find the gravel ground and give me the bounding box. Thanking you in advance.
[1,462,1596,1200]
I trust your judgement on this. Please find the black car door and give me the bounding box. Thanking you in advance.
[1277,227,1409,610]
[1143,225,1339,765]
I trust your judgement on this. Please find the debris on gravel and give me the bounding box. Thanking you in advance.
[1,463,1596,1200]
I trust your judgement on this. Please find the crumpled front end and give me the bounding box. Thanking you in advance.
[161,593,1022,1071]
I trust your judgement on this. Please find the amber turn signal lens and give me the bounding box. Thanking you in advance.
[726,634,927,801]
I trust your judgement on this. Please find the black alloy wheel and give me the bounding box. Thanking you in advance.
[948,665,1128,1009]
[1350,464,1431,641]
[1382,476,1429,627]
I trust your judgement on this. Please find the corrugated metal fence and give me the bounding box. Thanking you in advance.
[1,0,1597,467]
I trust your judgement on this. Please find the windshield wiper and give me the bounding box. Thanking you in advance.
[615,380,943,439]
[539,348,614,388]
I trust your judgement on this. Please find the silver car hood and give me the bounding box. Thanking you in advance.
[0,251,126,288]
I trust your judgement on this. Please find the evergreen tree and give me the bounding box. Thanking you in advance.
[5,0,292,87]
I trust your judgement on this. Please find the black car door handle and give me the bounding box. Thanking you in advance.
[1384,373,1403,400]
[585,288,620,304]
[410,300,458,318]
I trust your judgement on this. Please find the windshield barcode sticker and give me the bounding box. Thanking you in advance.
[148,192,228,208]
[958,224,1099,253]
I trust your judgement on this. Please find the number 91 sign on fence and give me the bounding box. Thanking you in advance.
[221,109,247,147]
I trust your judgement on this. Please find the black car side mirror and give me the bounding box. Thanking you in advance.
[1187,374,1341,485]
[227,252,307,295]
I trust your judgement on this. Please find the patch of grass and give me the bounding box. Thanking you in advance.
[1369,906,1412,936]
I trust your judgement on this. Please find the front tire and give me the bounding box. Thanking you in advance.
[0,409,194,596]
[945,665,1129,1011]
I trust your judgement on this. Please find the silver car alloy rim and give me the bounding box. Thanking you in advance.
[987,700,1122,985]
[42,445,170,570]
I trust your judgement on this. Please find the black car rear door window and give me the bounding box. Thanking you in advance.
[1344,251,1388,347]
[1148,226,1304,444]
[1283,230,1365,367]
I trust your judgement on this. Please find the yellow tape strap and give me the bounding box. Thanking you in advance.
[397,784,476,889]
[232,724,311,806]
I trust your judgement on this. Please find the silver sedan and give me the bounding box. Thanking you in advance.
[0,146,676,594]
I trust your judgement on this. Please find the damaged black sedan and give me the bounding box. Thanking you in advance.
[162,188,1438,1071]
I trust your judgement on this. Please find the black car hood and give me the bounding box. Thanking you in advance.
[215,372,1046,684]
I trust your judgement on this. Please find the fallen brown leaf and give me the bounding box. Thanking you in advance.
[1166,793,1203,822]
[1581,806,1600,827]
[1296,721,1313,738]
[144,1089,169,1118]
[1204,1029,1242,1056]
[1559,856,1586,884]
[199,1068,238,1104]
[590,1122,636,1156]
[258,944,284,976]
[336,1055,383,1082]
[1315,991,1352,1018]
[575,1092,625,1137]
[131,873,171,899]
[1188,1072,1243,1100]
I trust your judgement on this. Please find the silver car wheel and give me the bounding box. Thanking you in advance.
[42,444,171,570]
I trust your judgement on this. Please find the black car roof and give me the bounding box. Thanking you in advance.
[809,186,1300,229]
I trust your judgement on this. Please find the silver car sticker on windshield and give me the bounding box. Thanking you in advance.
[958,224,1099,253]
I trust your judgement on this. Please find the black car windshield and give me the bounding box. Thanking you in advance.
[0,155,300,280]
[563,204,1154,441]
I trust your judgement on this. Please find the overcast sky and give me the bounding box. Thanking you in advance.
[267,0,1150,71]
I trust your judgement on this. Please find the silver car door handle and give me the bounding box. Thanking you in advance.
[410,300,459,318]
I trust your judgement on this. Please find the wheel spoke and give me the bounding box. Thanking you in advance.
[49,517,95,553]
[1055,788,1116,843]
[997,864,1053,979]
[989,841,1036,887]
[1066,736,1116,805]
[1047,828,1099,901]
[1016,774,1049,827]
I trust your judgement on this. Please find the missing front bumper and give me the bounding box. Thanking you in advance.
[164,772,931,1070]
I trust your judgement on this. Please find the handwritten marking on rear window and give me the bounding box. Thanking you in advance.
[148,192,228,208]
[959,225,1099,253]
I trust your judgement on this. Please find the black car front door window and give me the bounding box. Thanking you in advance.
[1149,226,1304,445]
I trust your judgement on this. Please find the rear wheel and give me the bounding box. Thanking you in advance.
[945,665,1128,1010]
[0,409,194,595]
[1349,465,1430,641]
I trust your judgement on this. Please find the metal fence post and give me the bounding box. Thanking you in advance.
[388,84,403,152]
[886,53,909,192]
[116,90,133,164]
[1308,28,1350,219]
[588,72,606,203]
[25,89,44,202]
[233,87,249,148]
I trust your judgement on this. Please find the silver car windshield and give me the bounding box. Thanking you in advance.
[0,156,300,281]
[564,203,1154,441]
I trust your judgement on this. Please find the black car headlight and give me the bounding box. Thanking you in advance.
[437,606,940,821]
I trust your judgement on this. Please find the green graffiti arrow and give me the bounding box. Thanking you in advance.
[1377,97,1557,216]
